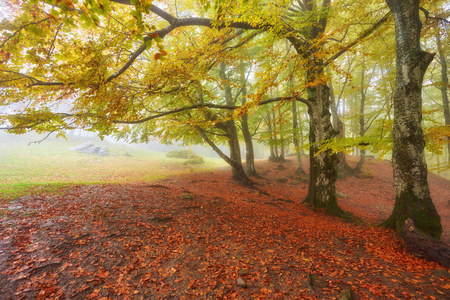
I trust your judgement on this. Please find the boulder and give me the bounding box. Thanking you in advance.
[70,143,109,157]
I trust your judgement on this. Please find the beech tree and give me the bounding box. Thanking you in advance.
[383,0,442,238]
[1,0,447,221]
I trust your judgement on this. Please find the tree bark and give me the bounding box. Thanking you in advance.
[384,0,442,239]
[287,0,343,216]
[435,29,450,163]
[328,65,353,175]
[195,125,251,185]
[401,219,450,268]
[303,80,343,215]
[292,100,305,174]
[267,112,276,158]
[239,59,258,176]
[355,59,367,171]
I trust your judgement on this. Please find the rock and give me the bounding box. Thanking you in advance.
[237,269,250,276]
[70,142,109,156]
[276,177,288,183]
[236,277,247,287]
[8,204,23,210]
[181,193,193,199]
[337,191,348,199]
[69,142,94,152]
[337,288,353,300]
[97,146,109,156]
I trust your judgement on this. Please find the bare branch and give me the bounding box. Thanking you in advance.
[28,131,55,145]
[47,22,63,60]
[114,96,307,125]
[0,18,50,49]
[419,7,450,24]
[327,27,349,43]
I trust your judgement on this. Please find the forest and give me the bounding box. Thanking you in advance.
[0,0,450,299]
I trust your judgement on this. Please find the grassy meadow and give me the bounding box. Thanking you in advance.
[0,132,226,200]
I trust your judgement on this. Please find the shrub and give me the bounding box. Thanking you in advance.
[184,156,204,165]
[166,149,199,159]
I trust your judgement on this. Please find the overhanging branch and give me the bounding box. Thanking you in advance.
[324,12,391,66]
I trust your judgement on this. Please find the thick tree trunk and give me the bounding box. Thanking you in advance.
[384,0,442,239]
[303,82,343,215]
[436,30,450,163]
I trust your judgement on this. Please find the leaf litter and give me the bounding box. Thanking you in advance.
[0,156,449,299]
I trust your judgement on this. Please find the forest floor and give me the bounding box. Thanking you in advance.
[0,156,449,299]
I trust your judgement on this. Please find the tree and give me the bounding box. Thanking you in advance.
[239,58,259,177]
[435,26,450,163]
[0,0,395,216]
[383,0,442,239]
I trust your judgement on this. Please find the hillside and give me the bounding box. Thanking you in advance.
[0,156,449,299]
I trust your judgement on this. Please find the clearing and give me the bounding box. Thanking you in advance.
[0,156,449,299]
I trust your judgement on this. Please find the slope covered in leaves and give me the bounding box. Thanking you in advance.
[0,157,449,299]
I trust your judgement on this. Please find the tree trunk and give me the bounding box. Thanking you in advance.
[279,109,285,160]
[328,66,352,174]
[194,62,252,185]
[195,125,252,185]
[239,60,258,176]
[292,100,305,174]
[356,59,367,171]
[384,0,442,239]
[288,0,343,216]
[272,109,279,159]
[304,81,343,216]
[266,112,276,158]
[436,29,450,164]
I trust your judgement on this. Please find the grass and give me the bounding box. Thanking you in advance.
[0,133,226,201]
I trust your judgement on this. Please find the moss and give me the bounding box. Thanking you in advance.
[383,185,442,239]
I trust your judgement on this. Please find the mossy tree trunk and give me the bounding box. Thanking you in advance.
[287,0,343,216]
[383,0,442,239]
[303,77,343,215]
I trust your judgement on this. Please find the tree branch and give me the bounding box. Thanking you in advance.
[324,12,391,66]
[419,7,450,24]
[0,18,50,49]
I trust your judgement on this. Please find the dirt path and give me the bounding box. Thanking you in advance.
[0,157,449,299]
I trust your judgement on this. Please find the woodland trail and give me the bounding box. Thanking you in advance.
[0,156,449,299]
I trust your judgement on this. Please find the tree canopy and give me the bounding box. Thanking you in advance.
[1,0,449,237]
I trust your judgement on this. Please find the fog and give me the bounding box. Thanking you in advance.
[0,129,270,160]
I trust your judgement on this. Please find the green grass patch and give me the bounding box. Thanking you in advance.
[0,133,226,201]
[0,182,83,201]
